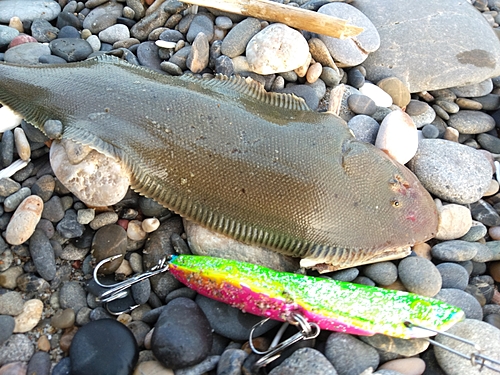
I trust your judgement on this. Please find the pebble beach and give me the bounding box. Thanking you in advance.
[1,0,500,374]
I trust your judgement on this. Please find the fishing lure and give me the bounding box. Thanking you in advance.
[95,254,463,338]
[166,254,463,339]
[94,254,500,371]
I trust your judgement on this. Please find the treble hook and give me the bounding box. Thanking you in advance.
[93,255,170,315]
[249,313,320,368]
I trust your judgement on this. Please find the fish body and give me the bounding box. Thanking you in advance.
[169,255,464,339]
[0,55,437,269]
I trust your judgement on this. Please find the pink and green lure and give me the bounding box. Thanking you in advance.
[169,255,464,339]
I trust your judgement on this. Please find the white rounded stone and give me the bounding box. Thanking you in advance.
[359,82,393,107]
[98,24,130,44]
[246,23,309,75]
[142,217,160,233]
[375,109,418,164]
[435,202,472,240]
[50,140,130,207]
[127,220,147,241]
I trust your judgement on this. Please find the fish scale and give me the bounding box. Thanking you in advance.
[0,55,438,269]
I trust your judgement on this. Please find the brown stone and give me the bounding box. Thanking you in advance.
[377,76,411,107]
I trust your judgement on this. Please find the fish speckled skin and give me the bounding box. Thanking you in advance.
[0,56,438,269]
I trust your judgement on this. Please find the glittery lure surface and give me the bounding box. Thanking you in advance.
[169,255,464,339]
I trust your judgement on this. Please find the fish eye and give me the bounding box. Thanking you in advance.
[391,199,401,207]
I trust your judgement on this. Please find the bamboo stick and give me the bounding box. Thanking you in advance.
[181,0,364,39]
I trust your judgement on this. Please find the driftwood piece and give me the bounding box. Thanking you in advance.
[181,0,364,39]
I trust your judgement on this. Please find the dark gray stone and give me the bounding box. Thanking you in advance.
[70,319,138,375]
[324,333,379,375]
[196,294,278,341]
[398,256,442,297]
[458,221,487,242]
[436,262,469,290]
[347,115,380,144]
[434,288,483,320]
[42,195,65,222]
[477,132,500,153]
[353,0,500,92]
[186,13,214,43]
[431,240,480,262]
[49,38,93,62]
[0,315,15,345]
[471,199,500,226]
[362,261,397,286]
[347,94,377,115]
[56,209,85,238]
[29,229,56,281]
[330,267,359,282]
[421,124,440,139]
[27,351,51,375]
[82,1,123,34]
[152,297,212,369]
[216,349,248,375]
[136,41,163,72]
[221,17,261,58]
[59,281,87,313]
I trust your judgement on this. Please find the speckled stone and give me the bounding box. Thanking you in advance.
[435,319,500,375]
[407,139,492,204]
[347,115,380,144]
[268,348,338,375]
[246,23,309,75]
[447,110,495,134]
[0,334,34,366]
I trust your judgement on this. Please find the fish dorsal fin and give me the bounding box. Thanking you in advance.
[181,74,311,111]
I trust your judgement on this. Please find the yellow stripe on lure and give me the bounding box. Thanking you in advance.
[168,255,464,339]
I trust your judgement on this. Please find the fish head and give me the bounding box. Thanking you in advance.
[304,139,438,271]
[342,139,438,252]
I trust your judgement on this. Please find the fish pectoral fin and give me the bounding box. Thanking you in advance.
[180,74,311,111]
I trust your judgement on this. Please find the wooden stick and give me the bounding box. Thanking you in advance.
[181,0,364,39]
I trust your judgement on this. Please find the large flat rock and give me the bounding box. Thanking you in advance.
[352,0,500,92]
